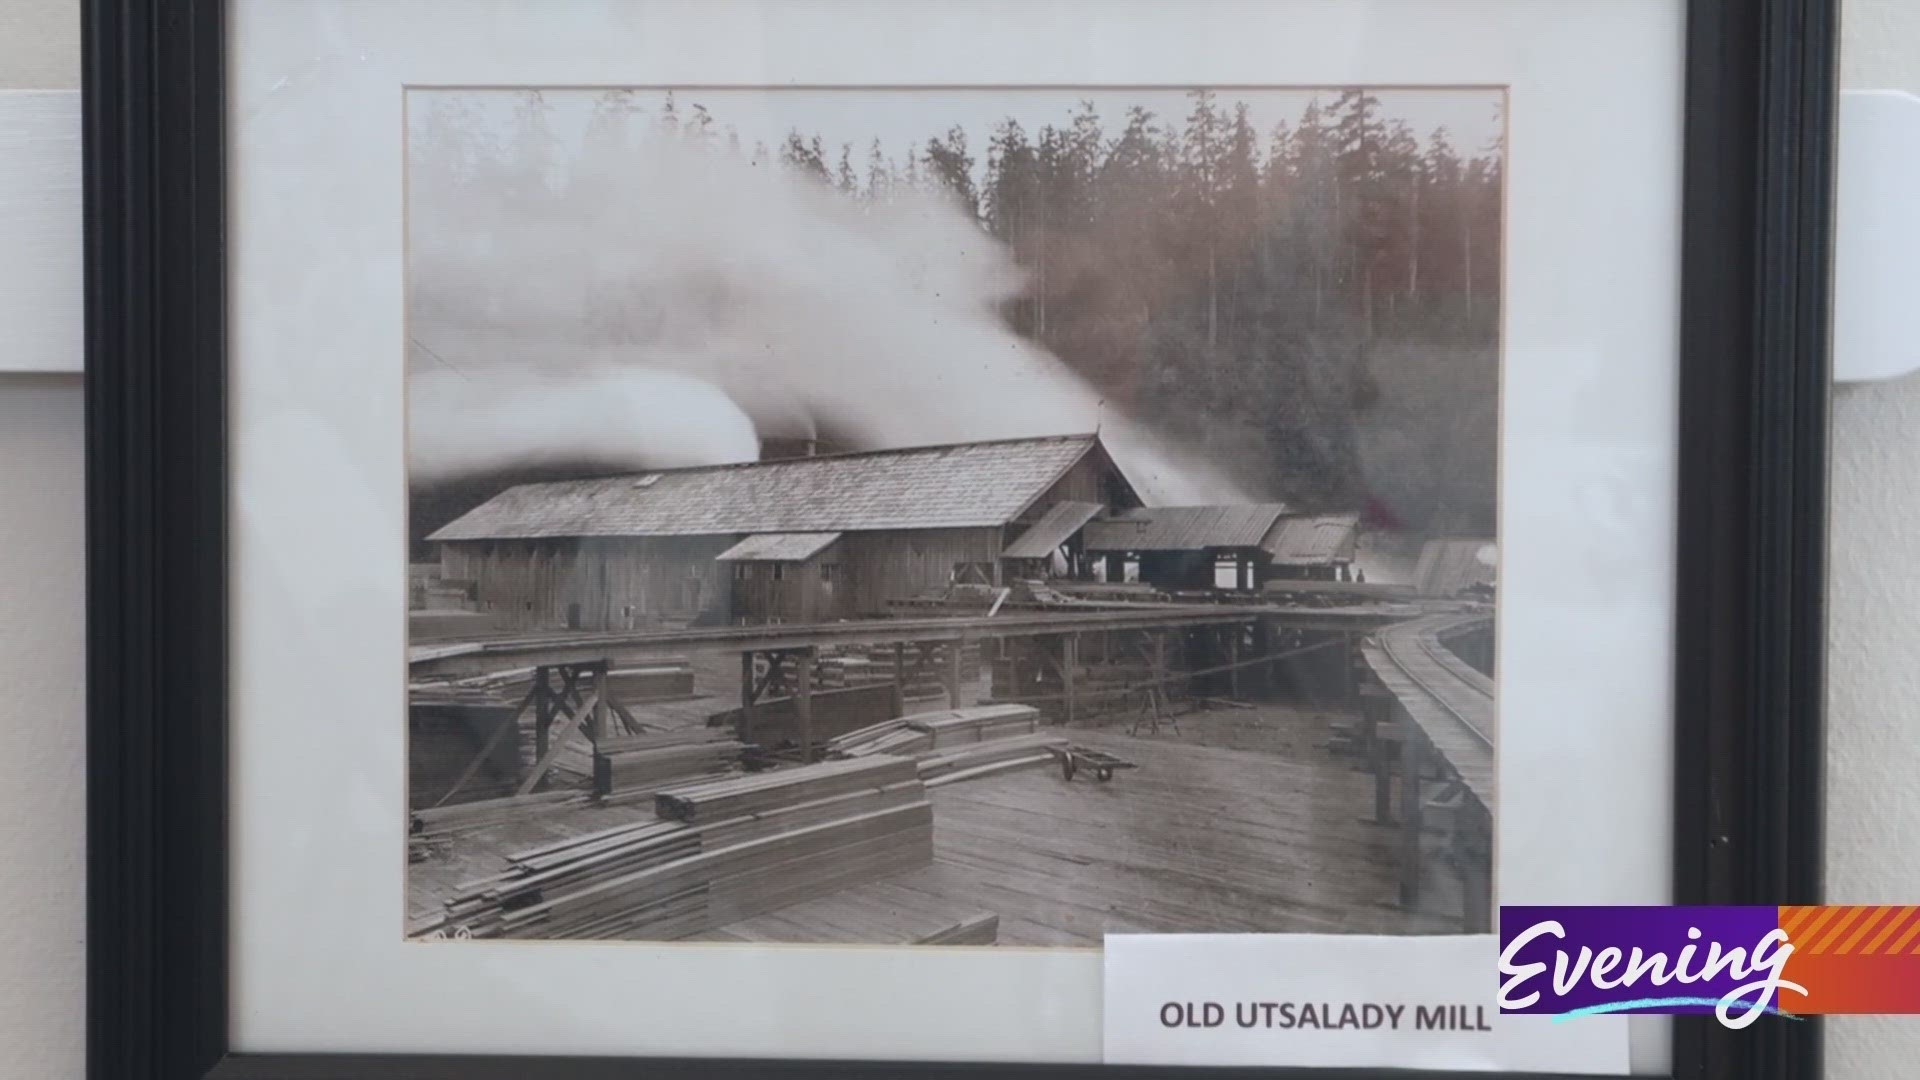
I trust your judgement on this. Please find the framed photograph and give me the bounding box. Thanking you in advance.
[85,1,1833,1078]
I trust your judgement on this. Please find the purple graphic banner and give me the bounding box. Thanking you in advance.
[1498,906,1791,1022]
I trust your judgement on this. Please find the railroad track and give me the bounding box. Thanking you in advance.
[1376,613,1495,748]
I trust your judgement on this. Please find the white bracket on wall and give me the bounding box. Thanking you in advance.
[1834,89,1920,384]
[0,90,81,375]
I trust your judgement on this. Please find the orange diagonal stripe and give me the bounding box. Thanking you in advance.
[1863,906,1920,955]
[1891,912,1920,955]
[1809,906,1871,954]
[1793,906,1845,949]
[1835,905,1894,955]
[1780,905,1820,936]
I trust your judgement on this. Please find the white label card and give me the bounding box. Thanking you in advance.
[1102,934,1631,1074]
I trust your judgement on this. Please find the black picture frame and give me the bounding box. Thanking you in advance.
[82,0,1834,1077]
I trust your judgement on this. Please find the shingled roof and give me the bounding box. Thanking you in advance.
[1261,513,1362,566]
[1082,504,1290,553]
[428,434,1109,541]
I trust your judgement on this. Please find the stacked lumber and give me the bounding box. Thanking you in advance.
[417,759,933,941]
[914,912,1000,946]
[823,706,1063,788]
[409,658,696,709]
[431,818,704,937]
[408,790,588,859]
[555,728,747,796]
[826,703,1040,758]
[823,719,934,759]
[654,755,917,822]
[901,703,1041,747]
[917,732,1067,787]
[604,663,696,701]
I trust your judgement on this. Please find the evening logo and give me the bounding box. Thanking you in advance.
[1500,905,1920,1025]
[1498,906,1802,1028]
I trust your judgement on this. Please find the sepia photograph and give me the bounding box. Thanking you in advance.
[403,85,1503,947]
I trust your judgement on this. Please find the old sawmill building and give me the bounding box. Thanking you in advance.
[428,434,1144,629]
[427,432,1374,630]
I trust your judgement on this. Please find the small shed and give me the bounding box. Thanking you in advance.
[1082,504,1289,591]
[1000,500,1104,579]
[1260,513,1363,582]
[715,532,845,624]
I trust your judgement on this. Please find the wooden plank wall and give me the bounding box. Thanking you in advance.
[838,527,1003,615]
[440,536,736,631]
[729,550,847,624]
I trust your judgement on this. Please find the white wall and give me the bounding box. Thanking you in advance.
[1827,3,1920,1075]
[1,3,84,1076]
[0,1,1915,1077]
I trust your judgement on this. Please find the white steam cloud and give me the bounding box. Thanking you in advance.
[408,129,1243,504]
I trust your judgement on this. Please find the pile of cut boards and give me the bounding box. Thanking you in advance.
[416,755,933,941]
[552,727,747,800]
[409,790,589,861]
[409,658,696,709]
[823,704,1067,788]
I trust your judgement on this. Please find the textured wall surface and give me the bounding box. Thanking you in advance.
[0,0,1915,1077]
[1,6,84,1079]
[0,375,85,1078]
[1828,3,1920,1075]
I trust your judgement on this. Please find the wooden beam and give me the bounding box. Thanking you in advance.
[1458,805,1493,933]
[518,686,602,796]
[1227,627,1240,699]
[1063,633,1078,726]
[794,648,815,762]
[431,679,540,808]
[533,666,553,762]
[945,642,964,710]
[587,662,609,746]
[1399,713,1424,904]
[739,651,756,744]
[891,643,906,718]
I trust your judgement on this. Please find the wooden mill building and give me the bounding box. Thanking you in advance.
[427,434,1142,629]
[1082,507,1361,592]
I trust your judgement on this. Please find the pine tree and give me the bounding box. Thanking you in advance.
[922,126,979,217]
[836,142,859,195]
[780,130,829,180]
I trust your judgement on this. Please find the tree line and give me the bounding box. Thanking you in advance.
[413,89,1503,535]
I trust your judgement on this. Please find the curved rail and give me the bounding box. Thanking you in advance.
[1376,613,1494,747]
[1361,610,1496,811]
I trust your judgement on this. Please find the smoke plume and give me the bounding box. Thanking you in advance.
[408,119,1244,504]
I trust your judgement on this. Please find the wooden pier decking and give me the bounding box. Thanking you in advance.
[408,704,1466,943]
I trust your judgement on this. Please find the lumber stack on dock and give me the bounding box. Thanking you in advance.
[914,912,1000,945]
[408,790,590,860]
[827,704,1042,757]
[554,727,747,796]
[821,705,1064,787]
[916,732,1067,787]
[653,755,917,822]
[414,757,934,941]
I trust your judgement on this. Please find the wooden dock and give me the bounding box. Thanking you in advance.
[409,706,1466,943]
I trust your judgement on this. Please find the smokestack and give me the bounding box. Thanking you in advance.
[759,436,818,460]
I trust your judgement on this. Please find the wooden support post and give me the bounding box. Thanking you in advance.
[892,642,907,717]
[946,641,964,709]
[795,648,815,762]
[1399,714,1425,904]
[1227,627,1240,699]
[587,661,608,745]
[1063,633,1078,726]
[1341,631,1356,708]
[533,665,552,763]
[1459,807,1493,933]
[739,651,756,744]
